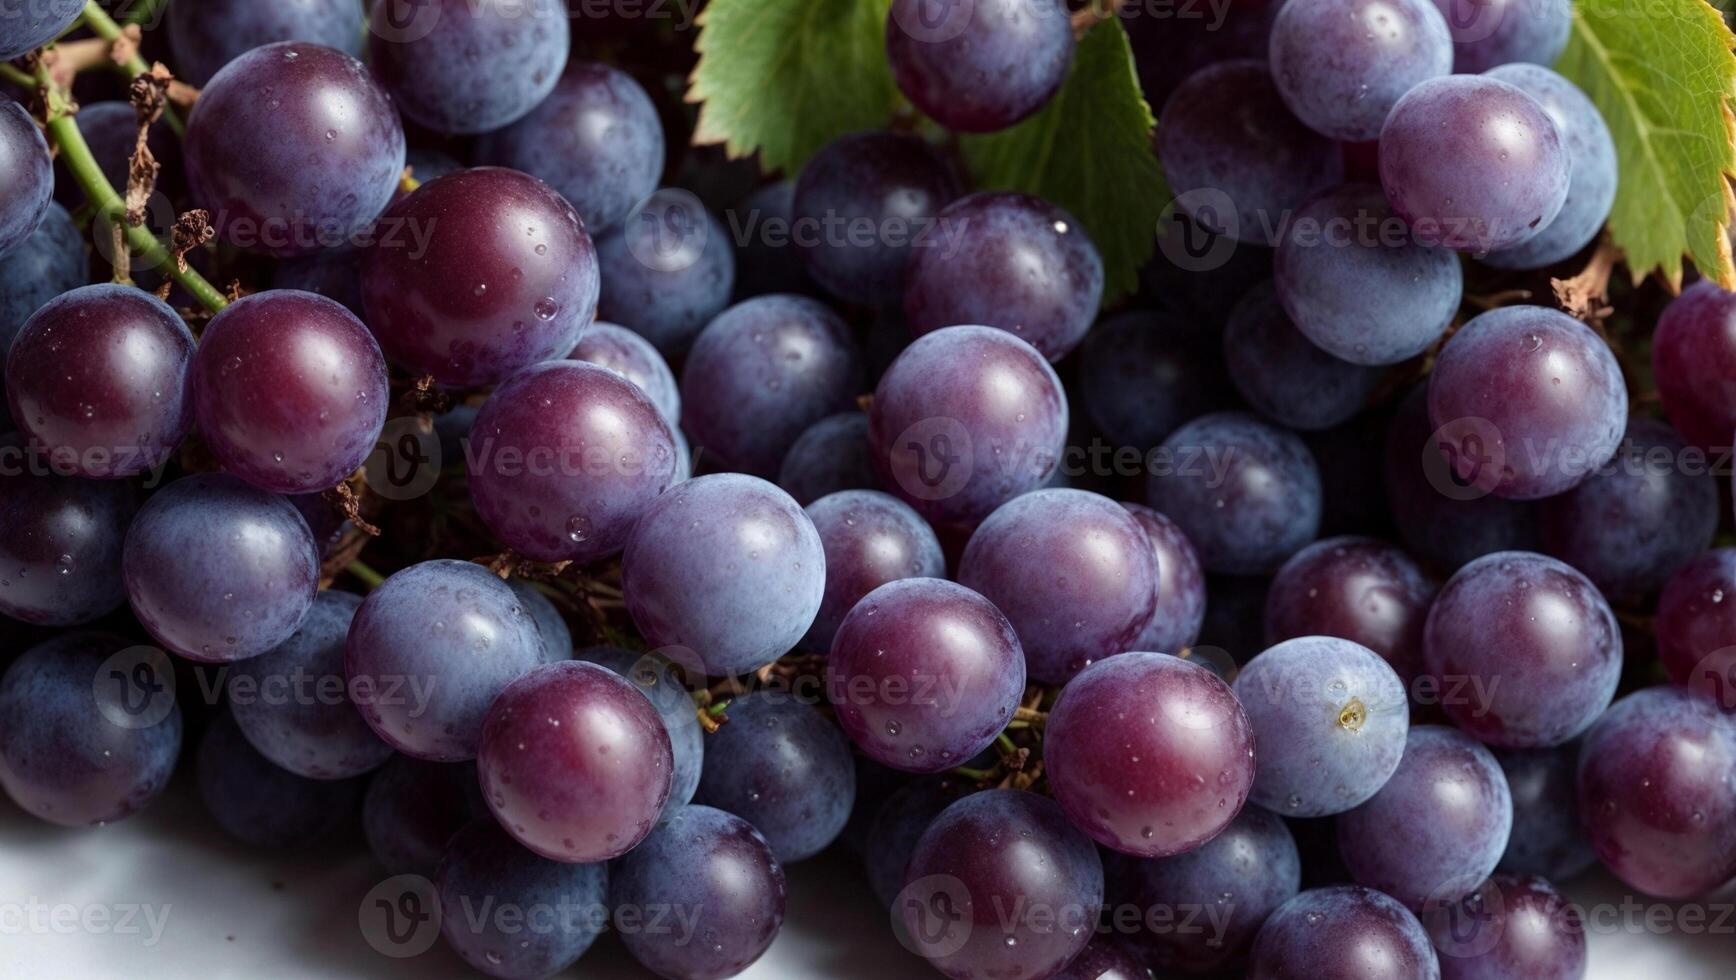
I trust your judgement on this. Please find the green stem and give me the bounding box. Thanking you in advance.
[0,63,32,89]
[949,766,993,782]
[78,1,184,134]
[704,700,730,717]
[346,560,387,591]
[120,0,170,28]
[995,732,1018,755]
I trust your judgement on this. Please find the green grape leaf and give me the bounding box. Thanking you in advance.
[960,18,1166,301]
[686,0,899,175]
[1556,0,1736,289]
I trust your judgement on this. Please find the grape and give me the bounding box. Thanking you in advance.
[1422,873,1584,980]
[622,475,825,677]
[368,0,569,134]
[1225,281,1383,429]
[290,491,352,559]
[7,284,195,479]
[344,559,544,761]
[903,192,1104,361]
[1078,311,1231,451]
[884,0,1072,133]
[362,755,488,877]
[1047,653,1255,856]
[507,580,570,664]
[1125,0,1280,109]
[1421,551,1621,747]
[1232,636,1410,816]
[0,632,181,827]
[434,818,608,980]
[695,690,855,863]
[863,777,963,907]
[480,62,664,233]
[1146,412,1323,575]
[1493,744,1595,881]
[791,131,961,306]
[1249,886,1440,978]
[1122,503,1207,655]
[1104,805,1301,973]
[1273,183,1463,366]
[568,321,681,425]
[123,473,319,662]
[360,167,600,386]
[869,325,1067,527]
[1049,937,1147,980]
[609,805,786,980]
[196,710,366,848]
[1265,536,1437,683]
[226,590,391,780]
[468,361,678,564]
[1337,725,1512,908]
[803,490,945,654]
[778,411,880,506]
[1653,280,1736,449]
[1156,60,1343,245]
[1428,305,1627,500]
[578,646,703,808]
[1656,548,1736,705]
[167,0,364,86]
[270,248,364,316]
[184,43,405,257]
[596,195,737,357]
[191,290,389,494]
[958,489,1158,683]
[1540,418,1717,606]
[56,101,181,208]
[680,295,863,477]
[1429,0,1571,73]
[899,789,1103,980]
[0,467,135,625]
[1379,75,1569,252]
[0,0,83,60]
[477,660,672,863]
[1268,0,1453,141]
[0,203,85,361]
[1576,685,1736,897]
[732,181,814,299]
[1481,64,1617,270]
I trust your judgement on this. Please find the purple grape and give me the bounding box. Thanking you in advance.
[7,284,194,479]
[899,789,1103,980]
[884,0,1072,133]
[1428,305,1627,500]
[958,489,1158,683]
[622,475,825,677]
[1265,536,1437,683]
[1654,280,1736,450]
[434,818,608,979]
[1226,281,1383,429]
[56,100,181,209]
[1125,0,1280,109]
[478,660,672,863]
[680,294,863,477]
[361,167,600,386]
[863,777,964,907]
[196,710,365,848]
[1422,873,1585,980]
[609,805,786,980]
[468,361,678,563]
[508,580,570,664]
[1576,685,1736,897]
[1273,183,1463,365]
[567,320,680,425]
[0,0,84,60]
[1049,937,1148,980]
[362,755,488,876]
[1656,548,1736,704]
[1429,0,1571,73]
[344,559,543,761]
[0,91,51,258]
[0,468,134,625]
[778,411,880,505]
[1337,725,1512,908]
[184,43,405,257]
[1146,412,1323,575]
[594,196,737,357]
[1248,886,1440,979]
[123,473,319,663]
[695,690,855,863]
[869,325,1067,527]
[1380,74,1569,252]
[1481,64,1617,270]
[1233,636,1410,816]
[792,131,961,306]
[1422,551,1621,748]
[168,0,364,86]
[481,61,662,233]
[903,192,1104,361]
[1078,311,1232,450]
[1493,744,1595,881]
[368,0,569,134]
[290,491,353,559]
[271,247,364,316]
[226,590,392,780]
[1104,804,1301,973]
[731,180,816,299]
[1270,0,1452,141]
[0,632,181,827]
[1157,60,1344,245]
[0,202,85,359]
[1048,653,1255,856]
[578,646,703,808]
[191,290,389,494]
[1541,418,1717,606]
[803,489,945,654]
[1123,503,1207,655]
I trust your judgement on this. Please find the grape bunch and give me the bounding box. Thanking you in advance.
[0,3,1731,980]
